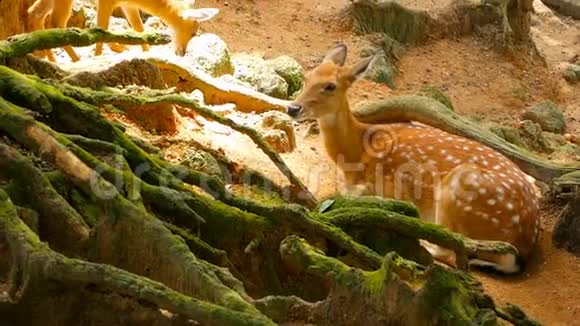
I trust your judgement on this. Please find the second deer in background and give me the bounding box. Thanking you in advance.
[27,0,219,62]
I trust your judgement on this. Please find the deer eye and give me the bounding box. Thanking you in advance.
[323,83,337,92]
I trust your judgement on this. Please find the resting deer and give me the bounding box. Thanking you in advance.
[287,43,541,274]
[27,0,218,62]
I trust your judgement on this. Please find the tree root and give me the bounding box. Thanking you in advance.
[0,28,545,325]
[1,67,316,209]
[352,95,579,185]
[0,188,275,326]
[267,236,541,325]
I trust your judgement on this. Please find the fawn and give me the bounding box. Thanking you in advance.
[287,43,541,274]
[27,0,219,62]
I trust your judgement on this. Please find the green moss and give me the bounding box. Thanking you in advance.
[317,194,420,218]
[346,0,430,44]
[417,85,454,111]
[420,267,481,324]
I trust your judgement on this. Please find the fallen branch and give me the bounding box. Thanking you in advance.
[0,28,171,63]
[353,95,579,184]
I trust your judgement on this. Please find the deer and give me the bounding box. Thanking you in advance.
[286,43,541,274]
[26,0,219,62]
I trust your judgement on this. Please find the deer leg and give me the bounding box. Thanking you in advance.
[95,0,126,55]
[51,1,80,62]
[437,165,522,274]
[121,7,150,52]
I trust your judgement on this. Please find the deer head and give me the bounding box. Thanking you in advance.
[287,43,375,121]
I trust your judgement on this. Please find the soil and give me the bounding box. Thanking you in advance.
[53,0,580,324]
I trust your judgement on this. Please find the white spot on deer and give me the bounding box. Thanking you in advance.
[493,165,501,170]
[487,199,496,206]
[512,215,520,224]
[441,149,447,155]
[454,159,461,164]
[477,147,485,152]
[427,146,434,151]
[479,188,487,195]
[463,146,470,150]
[507,202,514,210]
[464,206,472,211]
[491,217,500,225]
[446,155,454,161]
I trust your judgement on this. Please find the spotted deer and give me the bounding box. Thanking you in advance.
[26,0,218,62]
[287,43,541,274]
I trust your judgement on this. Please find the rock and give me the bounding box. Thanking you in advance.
[263,129,293,153]
[181,149,224,179]
[521,101,566,134]
[184,33,234,77]
[261,111,296,152]
[488,123,523,147]
[549,143,580,162]
[517,120,551,153]
[543,132,569,152]
[231,53,289,99]
[364,53,397,89]
[266,55,305,99]
[565,133,579,144]
[553,194,580,255]
[540,0,580,19]
[417,85,454,111]
[563,64,580,84]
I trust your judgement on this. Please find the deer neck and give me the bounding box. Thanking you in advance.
[318,98,365,164]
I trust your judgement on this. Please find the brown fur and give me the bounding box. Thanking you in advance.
[26,0,219,62]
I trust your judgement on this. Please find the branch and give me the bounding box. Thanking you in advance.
[0,28,171,62]
[322,207,518,270]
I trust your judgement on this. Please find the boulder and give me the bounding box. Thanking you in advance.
[184,33,234,77]
[563,64,580,84]
[181,149,224,180]
[261,111,296,152]
[231,53,289,99]
[262,129,293,153]
[266,55,305,99]
[553,194,580,255]
[363,53,397,89]
[489,124,523,147]
[518,120,551,153]
[521,101,566,134]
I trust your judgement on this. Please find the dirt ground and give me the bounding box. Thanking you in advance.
[197,1,580,324]
[92,0,580,324]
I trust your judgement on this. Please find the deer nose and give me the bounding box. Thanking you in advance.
[287,103,303,117]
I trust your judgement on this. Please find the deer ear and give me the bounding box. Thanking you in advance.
[323,43,347,66]
[182,8,219,21]
[349,55,374,81]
